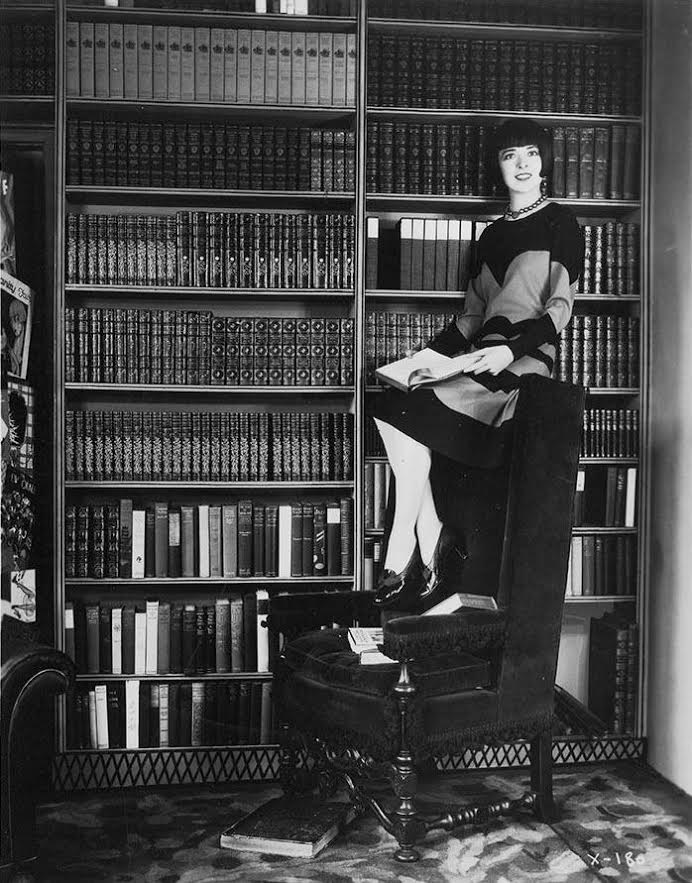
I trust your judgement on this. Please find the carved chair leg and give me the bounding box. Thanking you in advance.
[530,729,557,823]
[279,722,300,796]
[390,661,426,862]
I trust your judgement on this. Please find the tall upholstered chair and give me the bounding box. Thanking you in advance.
[269,375,585,861]
[1,639,75,880]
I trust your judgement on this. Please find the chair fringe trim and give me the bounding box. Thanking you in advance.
[384,620,506,662]
[276,662,554,762]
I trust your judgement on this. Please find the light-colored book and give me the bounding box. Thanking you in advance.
[66,21,80,97]
[264,29,278,103]
[152,25,168,100]
[195,26,211,102]
[145,600,159,675]
[134,610,147,674]
[88,689,98,749]
[236,29,252,103]
[223,28,237,103]
[111,607,123,675]
[167,25,182,100]
[125,679,140,749]
[332,33,346,106]
[79,22,95,98]
[108,23,124,98]
[94,684,109,750]
[137,24,153,99]
[375,347,482,393]
[422,592,499,617]
[278,504,292,578]
[346,33,356,107]
[198,504,210,578]
[250,29,265,103]
[256,589,270,672]
[625,467,637,527]
[123,23,138,99]
[278,31,292,104]
[290,31,304,104]
[94,22,110,98]
[159,683,169,748]
[180,26,195,102]
[571,536,584,597]
[318,32,332,106]
[210,28,225,102]
[304,32,319,106]
[131,508,146,578]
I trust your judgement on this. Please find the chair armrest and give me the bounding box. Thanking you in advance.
[383,608,507,661]
[267,591,379,642]
[1,644,75,718]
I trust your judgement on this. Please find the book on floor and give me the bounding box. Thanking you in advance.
[220,797,355,858]
[375,347,481,392]
[423,592,498,616]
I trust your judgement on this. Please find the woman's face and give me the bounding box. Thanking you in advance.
[498,144,543,196]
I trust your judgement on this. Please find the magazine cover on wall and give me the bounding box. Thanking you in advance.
[1,268,34,381]
[1,168,38,625]
[0,170,16,276]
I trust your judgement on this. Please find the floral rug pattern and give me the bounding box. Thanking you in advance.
[32,762,692,883]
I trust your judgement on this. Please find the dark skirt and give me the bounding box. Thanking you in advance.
[366,385,515,470]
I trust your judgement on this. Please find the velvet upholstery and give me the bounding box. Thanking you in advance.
[1,642,75,876]
[272,375,585,859]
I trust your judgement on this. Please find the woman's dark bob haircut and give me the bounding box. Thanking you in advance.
[492,118,554,181]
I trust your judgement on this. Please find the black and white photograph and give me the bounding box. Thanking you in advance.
[1,1,691,881]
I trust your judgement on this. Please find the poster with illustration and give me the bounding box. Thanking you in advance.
[1,268,33,380]
[0,170,16,276]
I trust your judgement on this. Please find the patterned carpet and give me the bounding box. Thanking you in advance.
[30,762,692,883]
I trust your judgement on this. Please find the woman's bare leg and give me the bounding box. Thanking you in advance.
[374,419,441,573]
[415,476,443,567]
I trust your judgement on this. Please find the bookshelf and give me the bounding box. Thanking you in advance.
[6,0,644,788]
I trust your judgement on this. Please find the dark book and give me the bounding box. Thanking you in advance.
[118,498,133,578]
[220,797,355,858]
[242,590,257,673]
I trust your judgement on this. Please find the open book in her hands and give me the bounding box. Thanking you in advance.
[375,347,482,392]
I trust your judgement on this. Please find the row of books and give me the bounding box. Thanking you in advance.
[581,224,639,295]
[580,409,639,459]
[66,311,355,387]
[552,126,640,201]
[367,36,640,116]
[65,498,354,580]
[65,211,355,289]
[66,122,356,192]
[367,0,642,29]
[573,466,637,528]
[566,535,636,599]
[367,123,640,200]
[365,217,640,294]
[69,679,274,750]
[364,461,391,531]
[556,316,640,388]
[65,23,357,106]
[66,593,270,676]
[589,614,638,735]
[365,408,640,462]
[365,311,452,384]
[64,410,354,483]
[0,23,54,96]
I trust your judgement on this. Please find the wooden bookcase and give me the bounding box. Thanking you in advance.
[0,0,648,789]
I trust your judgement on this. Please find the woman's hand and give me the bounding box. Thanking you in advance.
[463,345,514,376]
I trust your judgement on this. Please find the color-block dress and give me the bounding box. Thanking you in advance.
[370,202,585,468]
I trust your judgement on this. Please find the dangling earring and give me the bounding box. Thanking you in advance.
[540,177,548,196]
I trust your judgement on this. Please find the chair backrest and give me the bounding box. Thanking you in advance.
[431,375,584,721]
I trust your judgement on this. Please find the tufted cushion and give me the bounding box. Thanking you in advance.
[282,628,491,697]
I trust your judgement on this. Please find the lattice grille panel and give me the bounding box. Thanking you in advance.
[53,737,645,791]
